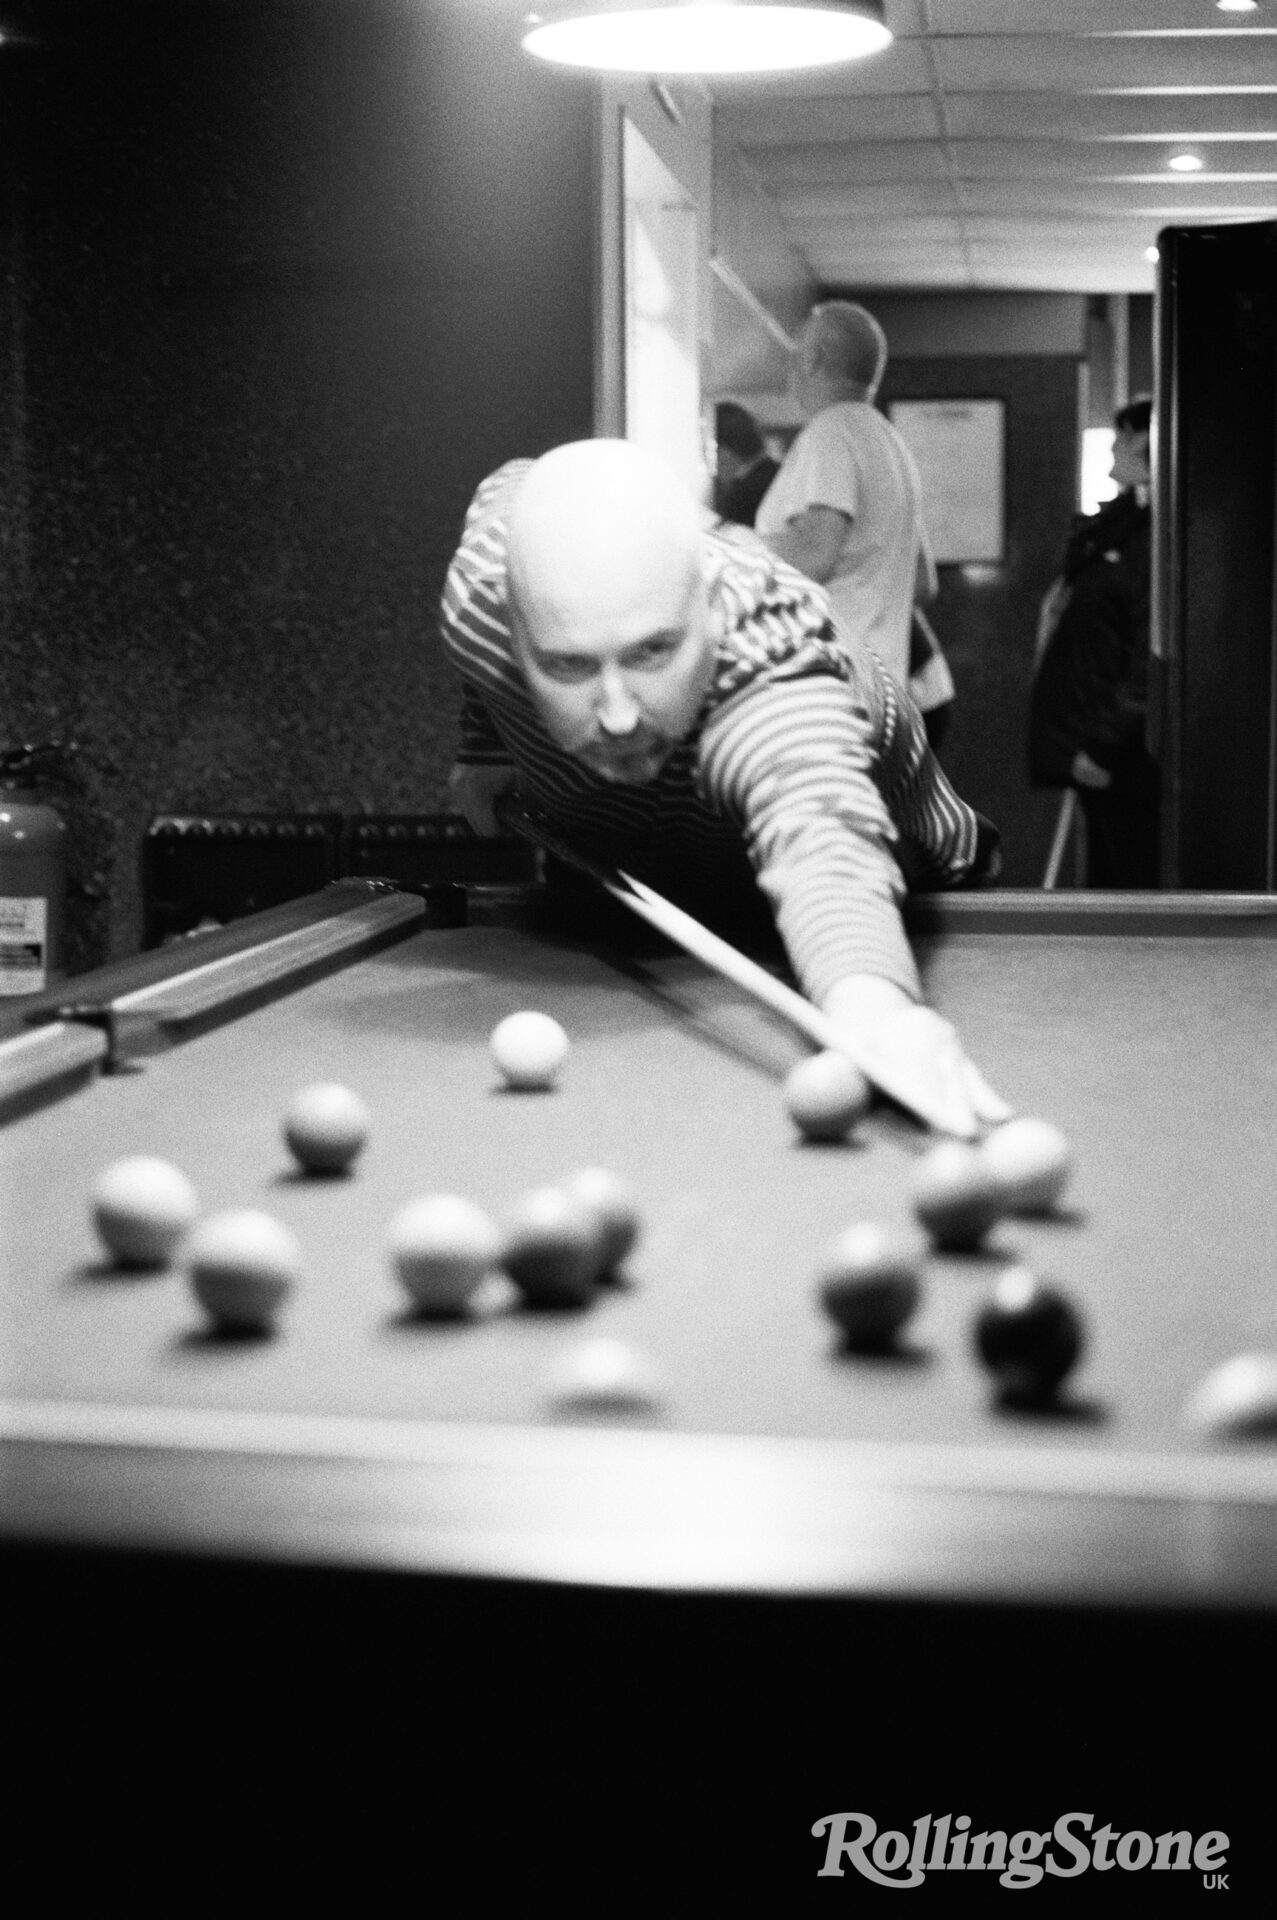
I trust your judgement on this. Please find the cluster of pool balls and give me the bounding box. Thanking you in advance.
[793,1056,1277,1434]
[781,1048,1081,1402]
[85,1011,1277,1436]
[811,1110,1084,1408]
[91,1101,641,1318]
[85,1009,661,1407]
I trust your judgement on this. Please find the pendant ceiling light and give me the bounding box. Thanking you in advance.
[522,1,892,76]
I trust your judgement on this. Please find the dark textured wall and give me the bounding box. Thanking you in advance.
[0,0,596,968]
[877,356,1082,888]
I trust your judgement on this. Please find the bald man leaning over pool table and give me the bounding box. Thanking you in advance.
[439,438,1006,1139]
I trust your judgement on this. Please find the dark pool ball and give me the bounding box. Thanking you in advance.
[558,1167,641,1275]
[501,1186,605,1308]
[911,1141,1005,1250]
[973,1266,1084,1405]
[817,1223,924,1351]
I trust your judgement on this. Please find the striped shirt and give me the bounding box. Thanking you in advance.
[440,460,985,1003]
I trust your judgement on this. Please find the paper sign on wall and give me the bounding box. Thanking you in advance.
[889,398,1005,564]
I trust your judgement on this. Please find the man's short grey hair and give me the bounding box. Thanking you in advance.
[809,301,888,390]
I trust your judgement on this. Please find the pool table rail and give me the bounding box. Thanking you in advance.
[0,879,432,1114]
[2,1400,1275,1610]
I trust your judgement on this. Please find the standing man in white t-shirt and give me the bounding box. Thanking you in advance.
[755,301,946,709]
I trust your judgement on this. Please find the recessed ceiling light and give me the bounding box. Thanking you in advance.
[1168,152,1205,171]
[1217,2,1258,14]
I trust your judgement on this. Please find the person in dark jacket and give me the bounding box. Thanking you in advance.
[713,401,780,529]
[1029,396,1159,887]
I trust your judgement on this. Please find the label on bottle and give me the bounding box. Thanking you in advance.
[0,897,47,994]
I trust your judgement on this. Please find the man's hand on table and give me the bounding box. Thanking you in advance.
[448,762,518,837]
[823,975,1012,1140]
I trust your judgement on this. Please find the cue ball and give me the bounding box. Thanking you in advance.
[911,1141,1005,1250]
[783,1050,872,1142]
[557,1167,641,1274]
[816,1223,925,1350]
[283,1082,371,1175]
[92,1155,200,1267]
[185,1209,301,1333]
[546,1337,663,1411]
[490,1011,569,1091]
[973,1265,1084,1403]
[1183,1353,1277,1439]
[501,1186,604,1307]
[980,1116,1072,1214]
[388,1193,503,1316]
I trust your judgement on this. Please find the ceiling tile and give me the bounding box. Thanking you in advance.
[915,1,1256,27]
[711,7,1277,295]
[716,94,944,147]
[943,93,1277,140]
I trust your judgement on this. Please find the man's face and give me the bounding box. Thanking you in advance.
[514,571,717,786]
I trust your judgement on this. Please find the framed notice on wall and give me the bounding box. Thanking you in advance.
[888,398,1005,564]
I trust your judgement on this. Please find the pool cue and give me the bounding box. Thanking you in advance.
[1042,788,1077,891]
[495,798,976,1136]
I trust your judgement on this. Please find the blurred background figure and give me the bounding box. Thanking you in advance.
[1029,396,1158,888]
[754,301,936,698]
[712,400,780,528]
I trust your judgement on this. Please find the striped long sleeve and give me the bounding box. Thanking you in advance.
[700,664,978,1003]
[699,673,916,999]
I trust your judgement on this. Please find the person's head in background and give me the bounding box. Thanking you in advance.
[792,301,888,420]
[1111,394,1152,496]
[714,401,768,492]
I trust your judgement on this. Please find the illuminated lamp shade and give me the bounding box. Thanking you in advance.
[522,1,891,75]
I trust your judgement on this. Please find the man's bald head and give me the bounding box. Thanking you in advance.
[502,440,717,786]
[796,302,887,413]
[507,438,704,645]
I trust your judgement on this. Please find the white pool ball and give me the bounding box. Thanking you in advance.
[546,1337,664,1411]
[389,1194,504,1315]
[490,1011,569,1091]
[92,1156,199,1267]
[283,1082,371,1174]
[783,1050,872,1142]
[1183,1353,1277,1439]
[185,1209,301,1333]
[980,1116,1072,1214]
